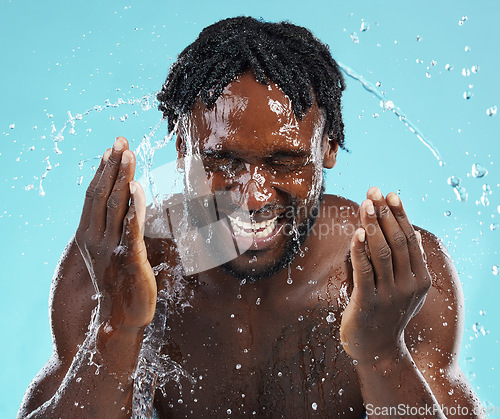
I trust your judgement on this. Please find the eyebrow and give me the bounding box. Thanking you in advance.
[269,149,310,158]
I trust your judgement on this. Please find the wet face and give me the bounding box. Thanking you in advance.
[178,72,338,281]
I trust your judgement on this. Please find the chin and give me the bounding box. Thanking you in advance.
[220,214,314,283]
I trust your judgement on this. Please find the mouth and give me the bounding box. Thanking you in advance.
[227,214,279,238]
[226,213,285,251]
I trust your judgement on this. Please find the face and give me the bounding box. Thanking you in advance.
[177,72,338,281]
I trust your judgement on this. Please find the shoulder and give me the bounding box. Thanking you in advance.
[406,228,464,366]
[316,194,361,234]
[321,194,360,216]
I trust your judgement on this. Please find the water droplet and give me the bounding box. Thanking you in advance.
[473,322,486,336]
[9,124,15,129]
[255,297,261,305]
[472,163,488,178]
[312,402,318,411]
[480,195,489,206]
[380,100,394,111]
[350,32,359,44]
[298,315,304,322]
[326,312,336,323]
[471,65,480,73]
[492,265,499,276]
[277,371,283,377]
[77,176,83,186]
[445,64,453,71]
[227,408,232,414]
[24,184,34,191]
[444,210,452,217]
[352,359,358,365]
[454,186,468,202]
[486,105,497,116]
[235,364,241,370]
[426,72,431,78]
[416,35,422,42]
[479,310,486,316]
[287,278,293,285]
[459,16,468,25]
[431,60,437,66]
[463,90,473,100]
[447,176,461,187]
[375,81,382,87]
[372,113,380,118]
[360,20,369,32]
[490,223,499,231]
[464,45,471,52]
[462,67,470,77]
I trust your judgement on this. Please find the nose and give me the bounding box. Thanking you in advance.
[232,164,276,213]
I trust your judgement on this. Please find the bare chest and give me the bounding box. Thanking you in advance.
[151,274,365,417]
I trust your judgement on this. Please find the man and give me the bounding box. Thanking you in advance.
[19,17,483,418]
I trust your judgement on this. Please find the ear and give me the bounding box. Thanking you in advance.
[176,129,186,159]
[322,134,339,169]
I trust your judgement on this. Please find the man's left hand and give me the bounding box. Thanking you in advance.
[340,187,432,363]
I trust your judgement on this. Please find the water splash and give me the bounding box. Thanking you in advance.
[36,93,158,197]
[132,269,196,417]
[337,61,443,164]
[134,119,176,207]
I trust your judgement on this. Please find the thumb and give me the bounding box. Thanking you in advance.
[121,180,146,249]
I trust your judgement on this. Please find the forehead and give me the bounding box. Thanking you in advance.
[184,72,325,153]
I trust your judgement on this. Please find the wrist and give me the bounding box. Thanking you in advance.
[92,317,145,375]
[354,343,411,373]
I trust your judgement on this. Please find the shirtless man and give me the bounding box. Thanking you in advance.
[19,17,484,418]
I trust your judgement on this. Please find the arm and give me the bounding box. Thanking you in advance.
[18,137,157,418]
[340,187,484,418]
[405,230,484,417]
[17,238,96,417]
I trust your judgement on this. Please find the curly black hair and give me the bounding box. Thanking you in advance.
[157,16,346,149]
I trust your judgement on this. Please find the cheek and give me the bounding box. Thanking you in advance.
[271,167,320,199]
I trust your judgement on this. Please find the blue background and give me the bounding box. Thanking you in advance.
[1,0,499,416]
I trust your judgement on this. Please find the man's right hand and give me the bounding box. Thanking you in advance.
[75,137,157,334]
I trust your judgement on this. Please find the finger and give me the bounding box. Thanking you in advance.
[121,180,146,254]
[367,188,412,282]
[104,150,136,244]
[350,228,376,297]
[89,137,129,240]
[360,199,395,291]
[77,148,111,234]
[386,194,428,279]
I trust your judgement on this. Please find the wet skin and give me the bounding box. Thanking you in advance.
[19,73,484,418]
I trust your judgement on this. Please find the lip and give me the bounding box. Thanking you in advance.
[225,213,287,252]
